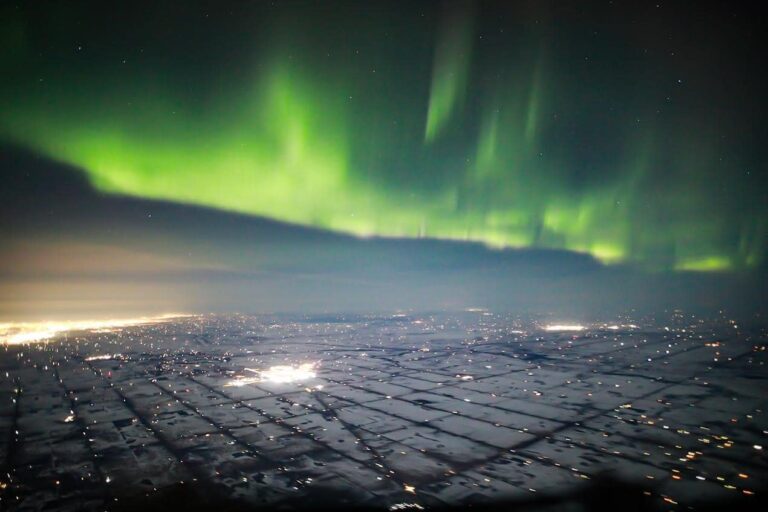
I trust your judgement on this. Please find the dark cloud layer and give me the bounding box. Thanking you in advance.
[1,147,764,321]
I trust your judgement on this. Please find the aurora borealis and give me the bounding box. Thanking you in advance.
[4,7,768,510]
[1,1,766,273]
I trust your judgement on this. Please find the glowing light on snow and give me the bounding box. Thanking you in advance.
[85,354,122,362]
[0,314,190,345]
[225,376,260,387]
[601,323,639,331]
[544,324,586,332]
[262,363,317,383]
[226,363,318,387]
[389,503,424,511]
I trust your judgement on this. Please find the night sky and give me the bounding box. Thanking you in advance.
[0,1,766,320]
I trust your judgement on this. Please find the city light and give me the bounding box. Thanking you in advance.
[543,324,586,332]
[226,363,318,387]
[0,314,191,345]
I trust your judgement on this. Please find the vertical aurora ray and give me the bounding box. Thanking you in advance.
[424,0,474,143]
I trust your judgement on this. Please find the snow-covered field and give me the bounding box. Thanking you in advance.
[1,312,766,510]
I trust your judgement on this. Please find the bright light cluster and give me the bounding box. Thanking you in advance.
[0,314,189,345]
[544,324,586,332]
[262,363,317,383]
[226,363,318,387]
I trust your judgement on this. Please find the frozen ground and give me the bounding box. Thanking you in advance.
[1,312,766,510]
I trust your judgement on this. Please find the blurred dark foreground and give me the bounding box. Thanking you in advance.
[105,475,767,512]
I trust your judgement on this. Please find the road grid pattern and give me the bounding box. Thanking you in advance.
[1,313,766,510]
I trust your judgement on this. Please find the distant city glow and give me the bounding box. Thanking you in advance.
[0,314,191,345]
[544,324,586,332]
[602,324,639,330]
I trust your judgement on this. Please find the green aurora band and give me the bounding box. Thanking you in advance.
[424,1,474,143]
[0,3,765,272]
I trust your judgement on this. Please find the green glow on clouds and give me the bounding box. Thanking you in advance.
[0,3,764,272]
